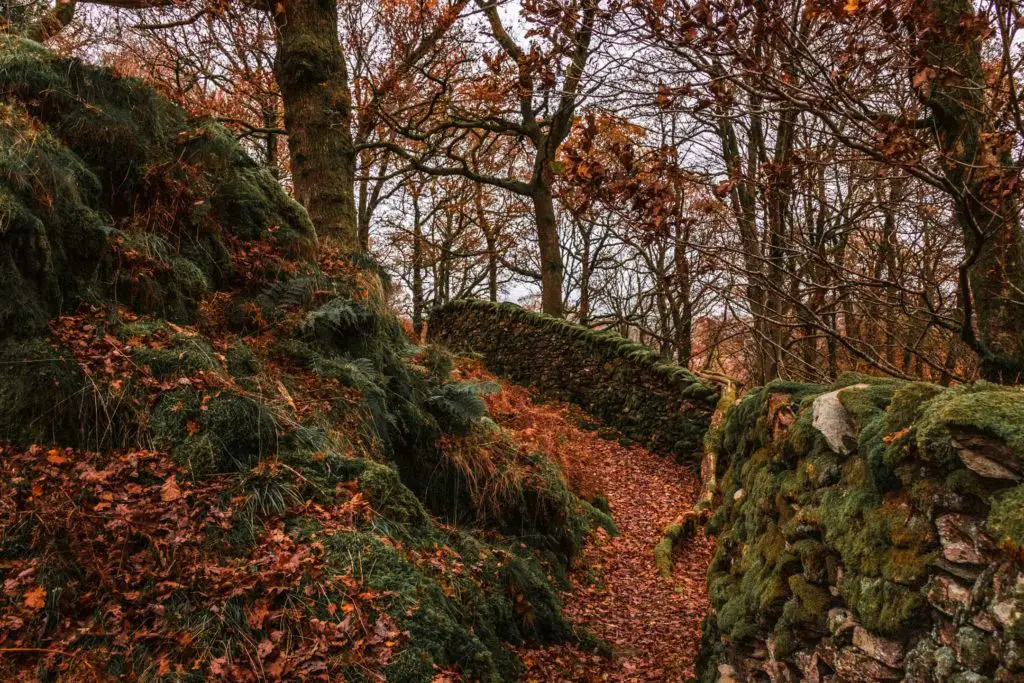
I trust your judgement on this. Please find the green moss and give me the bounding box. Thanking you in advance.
[0,35,314,333]
[324,530,566,683]
[840,575,925,635]
[885,382,945,433]
[0,99,110,337]
[151,387,201,442]
[792,539,828,584]
[988,484,1024,549]
[201,393,279,470]
[500,555,572,642]
[0,338,90,446]
[945,467,990,498]
[132,335,217,379]
[717,593,754,641]
[917,387,1024,469]
[151,388,278,475]
[837,382,897,427]
[781,574,830,631]
[226,341,259,378]
[356,460,434,541]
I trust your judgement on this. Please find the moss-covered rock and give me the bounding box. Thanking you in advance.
[0,35,315,336]
[699,378,1024,681]
[916,386,1024,470]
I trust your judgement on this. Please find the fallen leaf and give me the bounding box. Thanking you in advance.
[160,476,182,502]
[23,586,46,610]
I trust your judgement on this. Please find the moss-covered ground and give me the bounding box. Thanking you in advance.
[0,38,610,682]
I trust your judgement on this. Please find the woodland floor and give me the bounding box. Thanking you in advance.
[456,362,714,683]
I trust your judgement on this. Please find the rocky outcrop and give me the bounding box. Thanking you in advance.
[428,299,720,462]
[697,376,1024,682]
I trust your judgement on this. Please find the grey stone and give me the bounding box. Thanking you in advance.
[991,598,1020,627]
[928,575,971,616]
[934,646,957,678]
[1001,638,1024,671]
[852,626,905,668]
[935,514,993,565]
[904,636,940,681]
[951,432,1021,481]
[811,384,869,455]
[955,625,992,670]
[957,448,1020,480]
[948,674,991,683]
[816,642,902,680]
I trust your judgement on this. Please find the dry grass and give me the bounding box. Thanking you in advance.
[453,358,603,502]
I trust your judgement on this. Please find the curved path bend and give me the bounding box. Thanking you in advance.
[460,363,713,682]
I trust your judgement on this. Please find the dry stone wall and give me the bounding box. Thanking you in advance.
[697,375,1024,683]
[428,300,719,462]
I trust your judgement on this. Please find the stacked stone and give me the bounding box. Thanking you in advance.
[428,299,720,462]
[701,378,1024,683]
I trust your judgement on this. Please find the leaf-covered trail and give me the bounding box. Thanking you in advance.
[458,363,714,682]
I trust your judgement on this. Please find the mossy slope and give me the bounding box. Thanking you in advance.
[0,39,603,681]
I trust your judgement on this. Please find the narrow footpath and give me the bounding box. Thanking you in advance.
[457,362,714,682]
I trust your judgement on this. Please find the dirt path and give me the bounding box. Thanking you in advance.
[519,436,713,682]
[459,364,714,683]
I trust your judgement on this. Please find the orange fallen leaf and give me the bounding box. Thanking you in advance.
[23,586,47,609]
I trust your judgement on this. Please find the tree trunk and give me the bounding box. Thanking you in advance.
[717,99,769,383]
[411,190,425,339]
[579,225,592,326]
[532,184,564,316]
[357,150,371,250]
[263,104,279,178]
[272,0,358,251]
[485,232,498,302]
[672,222,693,365]
[915,0,1024,383]
[474,186,499,302]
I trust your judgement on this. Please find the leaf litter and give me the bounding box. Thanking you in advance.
[456,361,713,682]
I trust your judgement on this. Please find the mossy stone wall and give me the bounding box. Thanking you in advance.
[698,375,1024,682]
[428,300,719,462]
